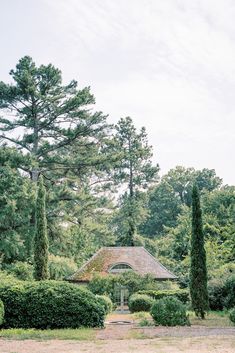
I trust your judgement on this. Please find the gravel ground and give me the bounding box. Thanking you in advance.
[0,335,235,353]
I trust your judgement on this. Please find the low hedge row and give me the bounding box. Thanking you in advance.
[128,294,154,313]
[138,289,189,304]
[0,281,105,329]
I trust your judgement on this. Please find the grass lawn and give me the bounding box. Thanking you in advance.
[130,310,233,327]
[188,310,233,327]
[0,327,96,340]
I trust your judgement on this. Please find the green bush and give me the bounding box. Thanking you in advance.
[223,275,235,309]
[138,289,189,304]
[0,281,105,329]
[96,295,113,314]
[151,297,190,326]
[88,272,175,302]
[229,308,235,324]
[0,299,4,326]
[5,262,34,281]
[208,279,224,310]
[0,270,21,284]
[128,294,154,313]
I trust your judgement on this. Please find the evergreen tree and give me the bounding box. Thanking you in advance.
[0,56,110,182]
[34,175,49,280]
[113,117,159,245]
[190,184,209,319]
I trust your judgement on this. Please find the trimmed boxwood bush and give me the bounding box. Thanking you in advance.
[0,299,4,326]
[128,294,155,313]
[138,289,189,304]
[96,295,113,314]
[151,297,190,326]
[229,308,235,324]
[0,281,105,329]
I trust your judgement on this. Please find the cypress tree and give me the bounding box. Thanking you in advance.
[34,175,49,280]
[190,184,209,319]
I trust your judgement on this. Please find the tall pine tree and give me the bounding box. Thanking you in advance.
[34,175,49,280]
[113,117,159,246]
[190,184,209,319]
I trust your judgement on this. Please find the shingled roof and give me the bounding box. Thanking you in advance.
[69,247,176,282]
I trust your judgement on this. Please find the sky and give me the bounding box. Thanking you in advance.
[0,0,235,184]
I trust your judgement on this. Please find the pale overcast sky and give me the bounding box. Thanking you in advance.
[1,0,235,184]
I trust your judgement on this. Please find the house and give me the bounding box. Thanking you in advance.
[69,247,176,311]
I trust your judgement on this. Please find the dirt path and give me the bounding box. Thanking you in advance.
[1,336,235,353]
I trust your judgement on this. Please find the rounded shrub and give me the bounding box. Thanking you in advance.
[0,299,4,326]
[208,279,224,310]
[229,308,235,324]
[128,294,155,313]
[96,295,113,314]
[0,281,105,329]
[150,297,190,326]
[223,275,235,309]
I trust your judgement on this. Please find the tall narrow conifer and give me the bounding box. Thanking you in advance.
[34,175,49,280]
[190,184,209,319]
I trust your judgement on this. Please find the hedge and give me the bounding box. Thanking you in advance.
[138,289,189,304]
[151,297,190,326]
[0,281,105,329]
[128,294,154,313]
[0,299,4,326]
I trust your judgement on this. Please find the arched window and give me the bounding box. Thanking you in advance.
[109,263,133,273]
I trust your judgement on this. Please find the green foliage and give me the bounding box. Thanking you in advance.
[0,281,105,328]
[113,117,159,245]
[138,289,189,304]
[207,275,235,311]
[141,166,222,237]
[0,56,109,182]
[34,176,49,280]
[48,255,77,280]
[190,185,209,319]
[151,297,190,326]
[229,308,235,324]
[0,56,116,269]
[4,262,34,281]
[0,299,4,326]
[208,279,225,311]
[128,294,154,313]
[0,270,20,284]
[0,155,35,263]
[0,327,95,340]
[138,318,153,327]
[96,295,113,314]
[223,275,235,309]
[88,272,163,301]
